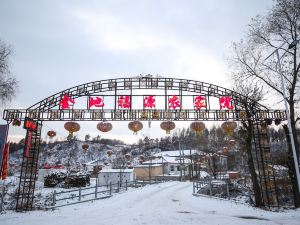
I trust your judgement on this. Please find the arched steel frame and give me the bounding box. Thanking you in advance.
[2,76,287,211]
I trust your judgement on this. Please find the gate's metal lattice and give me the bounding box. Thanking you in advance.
[252,122,279,207]
[16,122,42,211]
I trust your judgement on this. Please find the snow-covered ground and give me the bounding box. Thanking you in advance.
[1,181,299,225]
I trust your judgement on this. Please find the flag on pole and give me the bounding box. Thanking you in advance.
[1,143,9,180]
[0,124,9,176]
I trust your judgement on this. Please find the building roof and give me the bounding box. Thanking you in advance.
[86,159,103,166]
[143,150,193,164]
[153,150,202,158]
[134,164,163,168]
[100,169,134,173]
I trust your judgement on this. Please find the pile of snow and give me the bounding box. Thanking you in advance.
[1,182,299,225]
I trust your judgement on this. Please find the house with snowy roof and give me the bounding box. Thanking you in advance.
[134,150,197,180]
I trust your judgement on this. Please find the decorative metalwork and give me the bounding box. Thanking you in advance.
[3,109,286,121]
[2,75,289,211]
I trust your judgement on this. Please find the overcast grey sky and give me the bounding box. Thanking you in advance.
[0,0,273,143]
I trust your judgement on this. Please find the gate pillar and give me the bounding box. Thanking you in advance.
[16,120,42,211]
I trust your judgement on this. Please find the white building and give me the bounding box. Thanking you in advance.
[97,169,135,186]
[142,150,197,176]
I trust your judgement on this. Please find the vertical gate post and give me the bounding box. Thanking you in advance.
[16,120,42,212]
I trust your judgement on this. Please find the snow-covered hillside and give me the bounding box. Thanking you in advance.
[38,141,129,166]
[1,182,299,225]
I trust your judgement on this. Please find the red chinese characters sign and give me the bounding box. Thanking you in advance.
[168,95,181,109]
[118,96,131,109]
[219,96,234,110]
[144,96,156,109]
[60,94,75,109]
[89,97,104,108]
[194,96,206,110]
[24,117,38,132]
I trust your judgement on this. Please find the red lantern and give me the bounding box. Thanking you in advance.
[128,121,143,134]
[160,121,176,134]
[82,144,89,152]
[97,122,112,132]
[107,150,113,157]
[12,119,21,126]
[47,131,56,138]
[64,122,80,136]
[190,122,205,135]
[221,121,237,135]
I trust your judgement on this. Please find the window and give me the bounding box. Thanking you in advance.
[171,165,174,171]
[177,166,180,171]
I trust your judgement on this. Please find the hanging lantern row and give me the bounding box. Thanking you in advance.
[160,121,176,134]
[61,120,239,138]
[47,131,56,138]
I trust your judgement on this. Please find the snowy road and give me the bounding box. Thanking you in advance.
[1,181,299,225]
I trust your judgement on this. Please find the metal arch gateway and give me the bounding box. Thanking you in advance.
[2,75,287,211]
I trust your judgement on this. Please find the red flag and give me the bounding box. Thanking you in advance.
[1,143,9,180]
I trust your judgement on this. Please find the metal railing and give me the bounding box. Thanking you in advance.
[193,178,230,199]
[47,179,164,209]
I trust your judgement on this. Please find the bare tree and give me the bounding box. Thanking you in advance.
[0,39,18,106]
[229,0,300,207]
[232,80,264,207]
